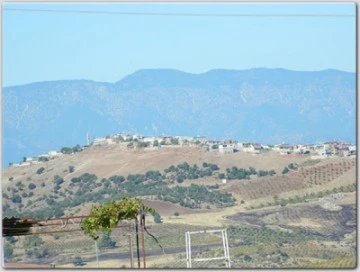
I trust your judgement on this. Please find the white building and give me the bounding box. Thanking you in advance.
[219,144,235,154]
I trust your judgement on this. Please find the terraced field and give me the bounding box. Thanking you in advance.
[222,158,355,200]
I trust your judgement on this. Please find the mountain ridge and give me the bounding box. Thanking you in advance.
[4,67,354,88]
[2,68,356,166]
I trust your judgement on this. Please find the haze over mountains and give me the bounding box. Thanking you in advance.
[2,68,356,167]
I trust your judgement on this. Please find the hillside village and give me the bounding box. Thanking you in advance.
[10,133,356,168]
[3,131,356,269]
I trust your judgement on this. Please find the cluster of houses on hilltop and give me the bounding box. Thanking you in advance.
[91,133,356,158]
[10,150,63,167]
[92,133,208,146]
[10,133,356,167]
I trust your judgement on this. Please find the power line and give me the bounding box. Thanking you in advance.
[3,8,355,18]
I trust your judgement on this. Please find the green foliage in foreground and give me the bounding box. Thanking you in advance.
[81,197,155,239]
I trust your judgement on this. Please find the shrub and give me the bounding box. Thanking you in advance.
[153,213,163,223]
[28,183,36,190]
[73,256,85,266]
[176,176,184,183]
[71,177,81,183]
[170,138,179,145]
[109,175,125,184]
[38,156,49,162]
[4,242,13,261]
[282,167,289,174]
[54,175,64,186]
[61,147,73,154]
[174,212,180,216]
[36,167,45,175]
[98,235,116,249]
[68,165,75,173]
[244,255,252,262]
[209,164,219,171]
[138,142,150,148]
[23,235,43,248]
[11,195,22,203]
[46,198,55,205]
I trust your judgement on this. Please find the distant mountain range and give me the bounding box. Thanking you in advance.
[2,68,356,167]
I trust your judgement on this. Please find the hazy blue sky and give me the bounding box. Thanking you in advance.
[3,2,356,86]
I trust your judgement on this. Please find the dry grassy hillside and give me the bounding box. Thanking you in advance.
[3,145,311,183]
[2,144,356,222]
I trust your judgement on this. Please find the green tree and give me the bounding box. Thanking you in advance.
[28,183,37,190]
[153,140,159,147]
[68,165,75,173]
[174,212,180,217]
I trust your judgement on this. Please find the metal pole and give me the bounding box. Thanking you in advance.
[1,237,4,268]
[140,215,146,268]
[128,225,133,269]
[188,232,192,268]
[224,230,231,268]
[221,231,226,260]
[95,239,99,268]
[185,232,189,268]
[135,218,141,268]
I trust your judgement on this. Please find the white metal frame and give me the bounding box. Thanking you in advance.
[185,229,231,268]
